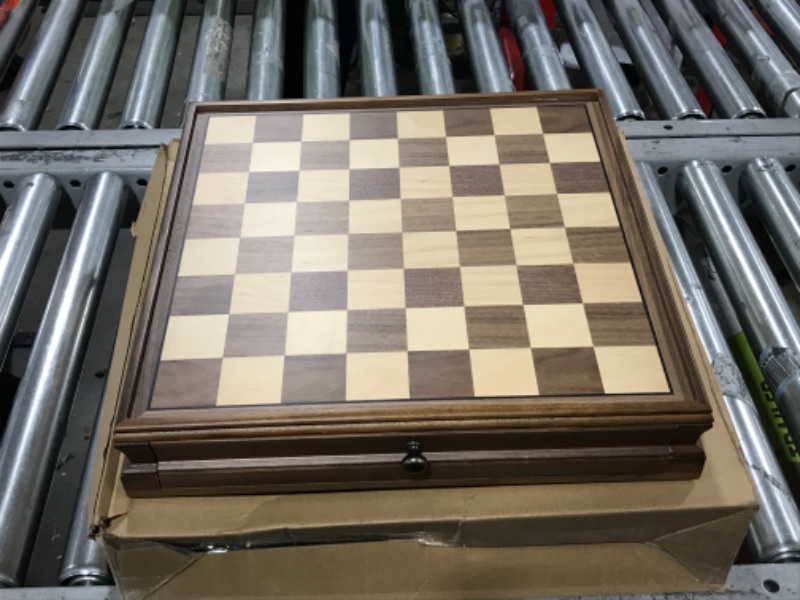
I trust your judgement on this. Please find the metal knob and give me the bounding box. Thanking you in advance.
[401,440,429,476]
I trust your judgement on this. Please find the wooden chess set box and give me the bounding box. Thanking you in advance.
[112,91,715,496]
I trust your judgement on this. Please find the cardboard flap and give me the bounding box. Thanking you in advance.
[654,508,753,586]
[105,540,199,600]
[105,540,719,600]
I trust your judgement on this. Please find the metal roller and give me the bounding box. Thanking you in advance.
[639,162,800,563]
[704,0,800,118]
[58,409,113,587]
[503,0,570,91]
[554,0,644,121]
[305,0,340,98]
[185,0,236,105]
[0,0,88,131]
[247,0,288,100]
[607,0,705,120]
[57,0,136,131]
[651,0,766,119]
[458,0,514,93]
[119,0,187,129]
[405,0,455,95]
[0,172,127,588]
[0,174,61,365]
[358,0,398,97]
[750,0,800,68]
[678,159,800,446]
[0,0,37,82]
[742,158,800,289]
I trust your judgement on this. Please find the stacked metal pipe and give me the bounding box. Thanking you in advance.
[678,161,800,447]
[704,0,800,118]
[406,0,455,95]
[0,0,88,131]
[247,0,288,100]
[640,163,800,563]
[0,174,126,587]
[503,0,570,91]
[305,0,340,98]
[121,0,187,129]
[651,0,766,119]
[554,0,644,120]
[358,0,397,96]
[606,0,705,120]
[458,0,514,93]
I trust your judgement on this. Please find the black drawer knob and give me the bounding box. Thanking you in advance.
[401,441,429,475]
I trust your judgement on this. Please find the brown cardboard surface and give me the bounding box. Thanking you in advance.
[105,541,730,600]
[92,143,756,599]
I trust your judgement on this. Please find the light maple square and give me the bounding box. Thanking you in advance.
[285,311,347,355]
[346,352,410,401]
[217,356,284,405]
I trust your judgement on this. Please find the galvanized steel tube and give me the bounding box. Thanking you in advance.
[0,174,60,365]
[185,0,236,105]
[651,0,766,119]
[0,173,126,588]
[0,0,37,82]
[678,160,800,446]
[58,410,112,586]
[358,0,398,96]
[607,0,705,120]
[742,158,800,290]
[458,0,514,93]
[247,0,287,100]
[0,0,88,131]
[751,0,800,67]
[639,162,800,563]
[554,0,644,120]
[120,0,187,129]
[406,0,455,95]
[57,0,136,130]
[305,0,340,98]
[503,0,570,91]
[704,0,800,118]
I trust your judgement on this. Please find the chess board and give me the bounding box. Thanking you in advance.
[115,92,715,496]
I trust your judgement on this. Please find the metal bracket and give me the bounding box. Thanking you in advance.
[0,130,179,209]
[621,119,800,212]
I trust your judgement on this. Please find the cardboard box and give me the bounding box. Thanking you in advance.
[90,144,756,599]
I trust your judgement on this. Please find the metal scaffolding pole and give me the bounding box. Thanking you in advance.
[185,0,236,105]
[704,0,800,118]
[246,0,287,100]
[57,0,136,131]
[638,162,800,563]
[651,0,766,119]
[458,0,514,93]
[406,0,455,95]
[305,0,340,98]
[503,0,570,91]
[119,0,187,129]
[0,0,37,81]
[0,0,87,131]
[358,0,398,97]
[58,409,112,587]
[607,0,705,120]
[0,173,126,588]
[554,0,644,121]
[742,157,800,290]
[678,159,800,446]
[0,174,60,365]
[750,0,800,68]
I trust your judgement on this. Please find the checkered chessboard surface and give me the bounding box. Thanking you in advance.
[149,104,671,410]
